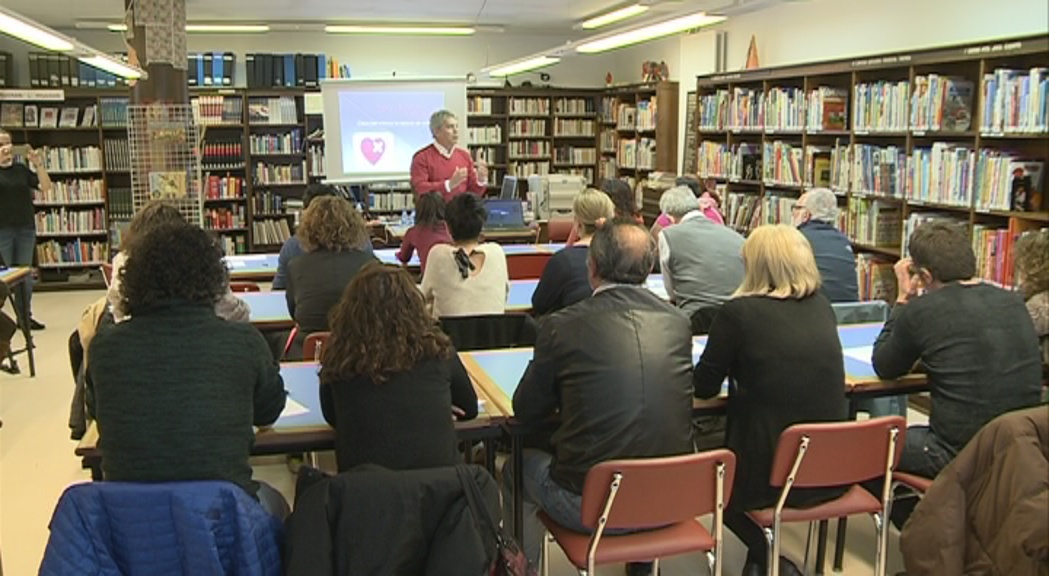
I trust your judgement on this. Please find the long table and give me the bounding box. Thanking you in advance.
[225,254,280,282]
[0,266,35,376]
[374,243,566,269]
[75,361,505,481]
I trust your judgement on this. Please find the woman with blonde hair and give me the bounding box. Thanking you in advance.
[531,188,615,315]
[693,224,847,576]
[285,195,376,358]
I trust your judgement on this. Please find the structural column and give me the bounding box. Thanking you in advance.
[123,0,188,104]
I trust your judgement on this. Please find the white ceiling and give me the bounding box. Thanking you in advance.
[3,0,727,33]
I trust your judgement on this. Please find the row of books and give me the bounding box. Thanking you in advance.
[762,141,804,187]
[617,138,657,169]
[846,197,902,247]
[202,141,244,165]
[981,67,1049,134]
[35,207,106,234]
[508,98,550,116]
[253,192,287,215]
[565,168,596,183]
[699,86,849,132]
[508,161,550,178]
[555,98,597,116]
[729,88,762,130]
[36,239,109,266]
[509,119,547,137]
[27,53,128,89]
[761,194,797,225]
[636,99,657,131]
[34,179,104,205]
[367,191,414,212]
[108,188,134,221]
[853,81,911,132]
[103,139,130,172]
[307,145,325,177]
[554,147,596,165]
[252,219,292,246]
[910,75,974,132]
[468,125,502,144]
[218,235,249,256]
[244,53,333,89]
[248,97,300,125]
[901,212,967,257]
[468,97,494,115]
[509,141,550,158]
[909,144,975,207]
[554,119,596,137]
[764,87,806,131]
[850,144,908,197]
[615,104,636,129]
[191,96,244,125]
[249,130,303,155]
[187,53,235,88]
[40,146,103,173]
[974,153,1044,212]
[856,254,897,302]
[205,176,246,200]
[600,158,617,180]
[100,99,129,128]
[972,224,1012,286]
[807,88,849,132]
[202,207,246,230]
[600,129,616,152]
[471,147,500,164]
[253,162,306,184]
[725,192,762,234]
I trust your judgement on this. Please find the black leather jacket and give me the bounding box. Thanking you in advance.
[514,284,695,494]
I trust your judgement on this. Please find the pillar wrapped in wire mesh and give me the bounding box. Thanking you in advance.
[128,103,202,225]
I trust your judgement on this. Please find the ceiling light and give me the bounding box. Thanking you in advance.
[325,25,475,35]
[487,56,561,77]
[576,12,726,53]
[80,54,145,80]
[0,7,74,51]
[580,4,650,29]
[186,24,270,33]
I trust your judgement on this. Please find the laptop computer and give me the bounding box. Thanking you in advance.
[499,176,518,200]
[483,199,530,231]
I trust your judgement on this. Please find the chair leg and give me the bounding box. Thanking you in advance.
[803,521,817,574]
[542,532,551,576]
[872,512,888,576]
[652,558,660,575]
[706,551,717,576]
[763,527,776,576]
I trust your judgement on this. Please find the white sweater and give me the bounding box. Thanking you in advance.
[421,243,509,318]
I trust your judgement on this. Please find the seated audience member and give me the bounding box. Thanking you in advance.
[88,222,288,516]
[792,188,859,303]
[694,224,847,576]
[396,191,452,274]
[320,263,477,472]
[873,222,1042,485]
[421,193,508,317]
[531,188,614,316]
[286,196,377,359]
[658,185,745,333]
[651,176,725,239]
[1014,229,1049,367]
[273,184,373,290]
[506,221,694,571]
[565,178,643,246]
[108,201,248,323]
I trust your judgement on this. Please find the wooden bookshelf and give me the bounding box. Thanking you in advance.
[690,35,1048,292]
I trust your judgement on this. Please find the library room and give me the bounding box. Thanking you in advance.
[0,0,1046,574]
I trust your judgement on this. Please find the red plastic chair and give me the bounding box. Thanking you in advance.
[229,281,261,293]
[547,218,574,243]
[507,253,551,280]
[745,416,906,576]
[302,331,330,362]
[540,450,736,576]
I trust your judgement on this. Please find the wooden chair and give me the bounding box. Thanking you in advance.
[507,253,552,280]
[302,331,330,362]
[745,416,906,576]
[229,282,261,293]
[540,450,736,576]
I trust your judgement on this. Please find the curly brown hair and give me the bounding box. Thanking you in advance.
[297,196,369,252]
[320,263,452,384]
[120,201,185,251]
[1015,228,1049,299]
[121,222,228,316]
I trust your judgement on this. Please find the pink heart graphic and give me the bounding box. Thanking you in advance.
[361,138,385,165]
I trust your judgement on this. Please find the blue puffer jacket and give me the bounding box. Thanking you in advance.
[40,481,283,576]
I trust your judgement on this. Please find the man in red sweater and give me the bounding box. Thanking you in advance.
[410,110,488,202]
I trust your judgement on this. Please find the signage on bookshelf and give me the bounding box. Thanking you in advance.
[850,55,912,68]
[963,41,1024,56]
[0,89,64,101]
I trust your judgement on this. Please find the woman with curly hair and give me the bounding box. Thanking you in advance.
[286,196,377,358]
[1014,228,1049,365]
[420,193,508,317]
[107,201,249,323]
[88,222,288,516]
[320,263,478,472]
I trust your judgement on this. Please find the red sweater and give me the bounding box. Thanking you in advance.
[397,222,452,273]
[410,144,486,202]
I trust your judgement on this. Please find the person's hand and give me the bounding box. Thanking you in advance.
[26,146,43,169]
[449,166,468,189]
[451,405,466,421]
[475,159,489,183]
[894,258,918,303]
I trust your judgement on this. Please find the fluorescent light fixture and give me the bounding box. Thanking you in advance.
[487,56,560,77]
[581,4,649,29]
[325,25,474,35]
[0,7,74,51]
[576,12,726,53]
[106,24,128,31]
[80,54,145,80]
[186,24,270,33]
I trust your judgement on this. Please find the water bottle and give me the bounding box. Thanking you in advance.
[400,210,408,227]
[408,210,416,226]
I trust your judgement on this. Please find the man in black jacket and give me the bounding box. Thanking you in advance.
[505,221,695,572]
[792,188,858,304]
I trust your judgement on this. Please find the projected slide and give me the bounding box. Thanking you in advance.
[339,91,443,175]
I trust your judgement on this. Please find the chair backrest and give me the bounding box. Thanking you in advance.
[507,253,552,280]
[831,301,889,325]
[230,281,262,293]
[548,218,574,243]
[769,416,906,488]
[440,314,538,351]
[100,263,113,287]
[580,450,736,530]
[303,331,330,362]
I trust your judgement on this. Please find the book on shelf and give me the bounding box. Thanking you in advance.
[187,52,236,87]
[981,67,1049,134]
[729,87,763,130]
[80,105,97,128]
[762,194,797,225]
[901,212,967,256]
[0,103,23,128]
[971,224,1011,286]
[730,142,762,182]
[252,218,292,245]
[468,96,493,115]
[762,141,803,186]
[856,253,897,302]
[725,192,762,234]
[698,90,729,130]
[764,87,805,131]
[807,87,848,131]
[636,98,657,131]
[847,197,902,247]
[804,146,832,188]
[853,81,909,132]
[852,144,907,198]
[248,97,299,125]
[910,75,974,132]
[908,143,975,207]
[35,178,104,204]
[509,98,551,116]
[58,107,79,128]
[23,105,38,128]
[697,141,729,178]
[829,141,850,192]
[39,107,58,129]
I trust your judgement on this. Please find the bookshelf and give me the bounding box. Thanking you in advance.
[691,35,1048,294]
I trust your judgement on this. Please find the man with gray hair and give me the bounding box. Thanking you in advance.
[792,188,858,302]
[658,185,745,333]
[505,221,694,574]
[409,110,488,201]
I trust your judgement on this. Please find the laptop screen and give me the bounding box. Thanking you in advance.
[499,176,518,200]
[484,199,525,229]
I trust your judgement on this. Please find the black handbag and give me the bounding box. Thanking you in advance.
[455,466,537,576]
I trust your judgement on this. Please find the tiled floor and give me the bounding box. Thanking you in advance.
[1,289,912,575]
